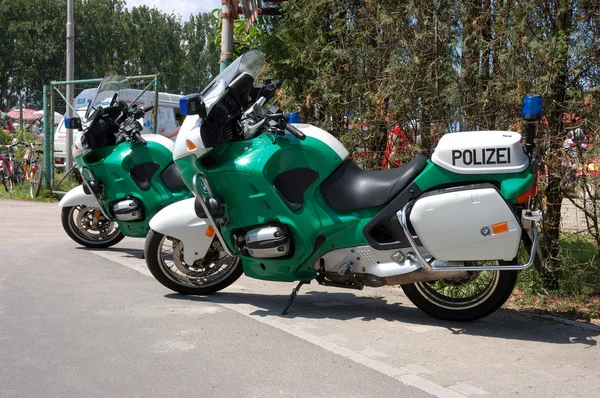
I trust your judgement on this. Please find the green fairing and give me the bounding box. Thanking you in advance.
[77,140,191,238]
[176,134,382,281]
[176,139,533,283]
[413,161,534,201]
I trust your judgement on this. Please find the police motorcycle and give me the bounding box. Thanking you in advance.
[59,76,191,248]
[145,50,542,321]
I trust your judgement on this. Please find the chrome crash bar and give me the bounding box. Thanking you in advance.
[192,173,234,257]
[398,201,538,272]
[79,166,111,220]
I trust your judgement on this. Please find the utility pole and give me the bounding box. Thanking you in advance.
[66,0,75,170]
[220,0,235,72]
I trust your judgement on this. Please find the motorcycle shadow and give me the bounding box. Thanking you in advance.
[76,246,144,259]
[165,289,599,346]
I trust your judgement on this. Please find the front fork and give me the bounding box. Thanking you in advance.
[191,172,235,257]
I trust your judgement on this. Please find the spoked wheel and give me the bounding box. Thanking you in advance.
[3,173,14,192]
[61,205,124,248]
[14,163,24,186]
[145,229,243,295]
[1,171,6,192]
[401,261,518,322]
[29,162,43,198]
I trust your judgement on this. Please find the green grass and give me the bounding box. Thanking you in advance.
[0,182,57,202]
[0,171,80,203]
[517,233,600,297]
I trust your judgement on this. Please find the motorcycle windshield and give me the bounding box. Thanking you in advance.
[200,50,265,111]
[85,75,130,120]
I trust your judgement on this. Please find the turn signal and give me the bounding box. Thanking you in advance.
[492,222,509,234]
[515,184,537,204]
[186,139,197,151]
[206,225,215,237]
[74,144,79,151]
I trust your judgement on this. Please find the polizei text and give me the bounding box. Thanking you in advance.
[451,148,511,166]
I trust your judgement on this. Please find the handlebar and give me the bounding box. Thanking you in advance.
[286,123,306,141]
[132,130,146,145]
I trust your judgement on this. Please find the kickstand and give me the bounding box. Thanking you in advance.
[281,281,308,315]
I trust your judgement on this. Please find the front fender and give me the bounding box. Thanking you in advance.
[58,185,100,208]
[149,198,213,264]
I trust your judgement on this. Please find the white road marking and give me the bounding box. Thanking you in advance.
[90,249,152,277]
[92,249,469,398]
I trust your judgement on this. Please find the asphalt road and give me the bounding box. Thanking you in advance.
[1,199,599,398]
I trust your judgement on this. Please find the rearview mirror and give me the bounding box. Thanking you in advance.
[180,94,207,118]
[65,117,82,131]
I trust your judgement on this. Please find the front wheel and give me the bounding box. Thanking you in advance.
[3,173,14,192]
[401,264,518,322]
[29,162,43,198]
[144,229,243,295]
[61,205,125,248]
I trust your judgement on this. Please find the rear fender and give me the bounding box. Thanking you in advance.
[58,185,100,208]
[149,198,213,264]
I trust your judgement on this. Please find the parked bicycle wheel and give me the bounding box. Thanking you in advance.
[1,170,7,192]
[14,162,24,186]
[3,173,14,192]
[29,160,43,198]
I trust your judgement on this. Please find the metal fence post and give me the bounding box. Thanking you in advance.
[153,75,159,133]
[43,84,53,189]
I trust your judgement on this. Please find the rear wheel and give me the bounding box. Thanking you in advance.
[401,262,518,322]
[29,162,43,198]
[61,205,124,248]
[3,173,14,192]
[14,162,24,186]
[145,229,243,295]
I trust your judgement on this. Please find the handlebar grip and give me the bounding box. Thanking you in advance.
[144,105,154,113]
[133,131,146,145]
[286,124,306,141]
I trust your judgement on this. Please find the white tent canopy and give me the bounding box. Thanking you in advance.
[33,110,63,125]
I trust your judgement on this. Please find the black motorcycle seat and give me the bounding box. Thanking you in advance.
[321,155,427,212]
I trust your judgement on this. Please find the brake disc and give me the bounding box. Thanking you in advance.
[76,207,115,238]
[171,238,223,278]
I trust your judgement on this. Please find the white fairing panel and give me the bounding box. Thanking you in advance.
[58,185,100,208]
[72,134,90,159]
[432,131,528,174]
[408,187,521,261]
[143,133,175,152]
[173,115,208,161]
[149,198,213,264]
[292,123,350,160]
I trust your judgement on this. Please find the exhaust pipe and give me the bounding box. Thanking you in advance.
[358,269,469,287]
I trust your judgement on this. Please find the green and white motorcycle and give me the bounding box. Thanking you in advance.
[145,50,542,321]
[60,76,191,248]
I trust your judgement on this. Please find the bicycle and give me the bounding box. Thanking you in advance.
[21,142,44,198]
[0,142,19,193]
[0,141,44,197]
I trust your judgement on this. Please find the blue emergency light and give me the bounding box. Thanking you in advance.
[521,94,543,121]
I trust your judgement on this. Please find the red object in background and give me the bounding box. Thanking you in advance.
[6,108,40,121]
[382,124,408,169]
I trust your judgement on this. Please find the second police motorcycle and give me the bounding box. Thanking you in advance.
[60,77,191,248]
[150,50,542,321]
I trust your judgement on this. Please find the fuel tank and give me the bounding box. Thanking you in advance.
[431,131,529,175]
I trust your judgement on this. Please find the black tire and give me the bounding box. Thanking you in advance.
[1,171,7,192]
[61,205,125,248]
[401,266,519,322]
[145,229,243,295]
[14,162,24,186]
[4,173,14,192]
[29,162,43,198]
